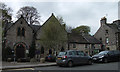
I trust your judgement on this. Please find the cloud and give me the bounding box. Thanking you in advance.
[4,2,118,35]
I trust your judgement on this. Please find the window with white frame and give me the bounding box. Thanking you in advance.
[106,37,109,44]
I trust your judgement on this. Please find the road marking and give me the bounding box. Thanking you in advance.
[6,68,35,70]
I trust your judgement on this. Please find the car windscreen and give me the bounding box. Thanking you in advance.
[58,52,66,56]
[98,51,108,55]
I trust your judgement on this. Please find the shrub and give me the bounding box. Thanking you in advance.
[30,58,37,62]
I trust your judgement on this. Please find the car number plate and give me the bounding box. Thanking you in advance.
[58,58,61,59]
[93,58,97,60]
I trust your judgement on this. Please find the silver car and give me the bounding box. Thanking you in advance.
[56,50,93,67]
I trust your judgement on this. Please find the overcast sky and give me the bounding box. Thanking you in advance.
[3,1,119,35]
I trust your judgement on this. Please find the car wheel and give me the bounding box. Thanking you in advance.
[118,57,120,62]
[104,58,108,63]
[68,61,73,67]
[88,60,93,65]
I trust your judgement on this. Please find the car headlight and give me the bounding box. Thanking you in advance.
[99,56,104,58]
[62,60,66,62]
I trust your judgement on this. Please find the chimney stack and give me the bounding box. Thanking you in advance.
[100,17,107,26]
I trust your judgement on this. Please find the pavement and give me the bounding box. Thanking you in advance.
[1,61,57,70]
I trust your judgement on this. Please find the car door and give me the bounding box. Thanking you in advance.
[68,51,78,64]
[108,51,115,61]
[82,53,90,63]
[77,51,87,64]
[113,50,120,61]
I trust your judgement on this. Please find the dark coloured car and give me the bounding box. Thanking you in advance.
[92,50,120,63]
[56,50,93,67]
[45,54,56,62]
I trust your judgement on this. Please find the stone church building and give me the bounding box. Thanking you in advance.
[5,16,34,59]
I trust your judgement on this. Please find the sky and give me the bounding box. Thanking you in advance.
[2,0,119,35]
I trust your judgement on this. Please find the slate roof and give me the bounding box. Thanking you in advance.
[106,24,120,32]
[106,20,120,32]
[68,33,89,44]
[29,24,41,33]
[68,33,101,44]
[83,35,101,44]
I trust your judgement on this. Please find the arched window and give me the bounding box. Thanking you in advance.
[17,27,25,37]
[17,27,21,36]
[22,28,25,37]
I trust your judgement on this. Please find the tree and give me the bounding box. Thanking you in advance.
[0,3,13,37]
[40,22,67,50]
[0,3,12,33]
[16,6,41,25]
[29,31,36,58]
[57,16,66,29]
[57,16,66,25]
[66,25,73,33]
[4,46,12,61]
[29,40,36,58]
[39,15,67,53]
[57,16,73,33]
[0,3,13,61]
[0,3,12,24]
[72,25,90,35]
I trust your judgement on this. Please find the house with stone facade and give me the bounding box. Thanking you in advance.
[94,17,120,51]
[68,33,101,55]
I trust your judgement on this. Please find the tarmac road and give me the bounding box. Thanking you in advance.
[2,62,120,72]
[34,62,119,70]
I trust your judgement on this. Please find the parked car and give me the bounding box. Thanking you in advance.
[92,50,120,63]
[45,54,56,62]
[56,50,93,67]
